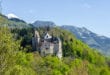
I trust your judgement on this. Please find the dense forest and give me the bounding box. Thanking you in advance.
[0,14,110,75]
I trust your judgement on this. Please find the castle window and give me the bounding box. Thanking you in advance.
[54,42,57,44]
[46,48,49,50]
[41,40,44,42]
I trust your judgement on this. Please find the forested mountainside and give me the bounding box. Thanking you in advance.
[0,14,110,75]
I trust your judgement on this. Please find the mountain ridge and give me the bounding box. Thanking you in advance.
[33,20,56,27]
[0,14,31,28]
[61,25,110,56]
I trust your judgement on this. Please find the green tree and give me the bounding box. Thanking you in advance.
[0,27,20,74]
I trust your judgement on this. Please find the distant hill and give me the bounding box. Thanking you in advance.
[32,20,56,27]
[61,25,110,56]
[9,18,26,23]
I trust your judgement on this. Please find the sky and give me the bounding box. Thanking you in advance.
[1,0,110,37]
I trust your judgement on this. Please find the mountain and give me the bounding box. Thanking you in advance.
[9,18,26,23]
[7,13,26,23]
[0,14,31,28]
[33,20,56,27]
[61,25,110,56]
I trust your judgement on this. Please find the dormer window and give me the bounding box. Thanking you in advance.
[47,35,48,38]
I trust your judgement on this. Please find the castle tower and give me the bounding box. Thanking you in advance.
[34,31,40,43]
[32,30,40,51]
[56,38,62,59]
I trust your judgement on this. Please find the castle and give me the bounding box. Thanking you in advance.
[32,30,62,59]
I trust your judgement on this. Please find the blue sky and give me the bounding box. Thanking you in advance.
[2,0,110,37]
